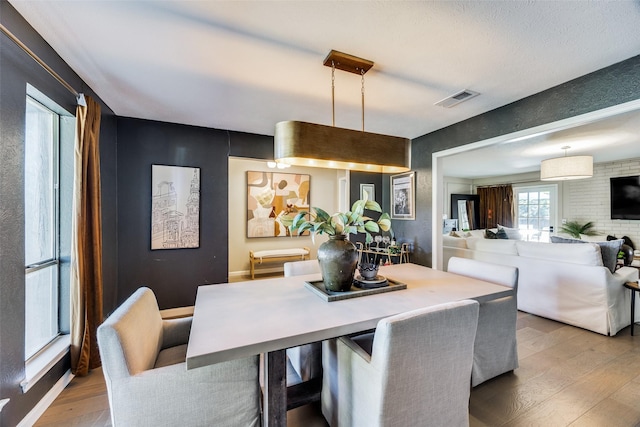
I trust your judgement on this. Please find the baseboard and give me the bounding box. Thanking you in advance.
[229,267,284,278]
[17,369,74,427]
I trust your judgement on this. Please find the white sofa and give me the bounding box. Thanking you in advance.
[443,233,639,336]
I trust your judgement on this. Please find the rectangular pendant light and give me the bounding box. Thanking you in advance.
[274,121,411,173]
[274,50,411,173]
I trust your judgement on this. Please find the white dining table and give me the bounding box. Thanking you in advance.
[186,263,513,427]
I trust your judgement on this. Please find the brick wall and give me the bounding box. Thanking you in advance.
[565,158,640,247]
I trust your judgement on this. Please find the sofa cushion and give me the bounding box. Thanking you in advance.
[550,236,623,273]
[467,238,518,255]
[516,241,603,267]
[443,234,468,249]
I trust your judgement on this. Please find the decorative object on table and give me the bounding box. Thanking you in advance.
[304,278,406,302]
[619,244,635,266]
[151,165,200,250]
[246,171,310,238]
[560,220,597,239]
[285,197,392,292]
[390,171,415,220]
[358,261,380,280]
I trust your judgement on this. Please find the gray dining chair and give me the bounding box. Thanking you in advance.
[284,260,323,382]
[447,256,519,386]
[321,300,480,427]
[97,287,261,426]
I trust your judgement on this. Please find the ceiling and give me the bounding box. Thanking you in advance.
[9,0,640,176]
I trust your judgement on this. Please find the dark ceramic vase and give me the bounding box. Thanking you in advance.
[621,244,634,266]
[317,235,358,292]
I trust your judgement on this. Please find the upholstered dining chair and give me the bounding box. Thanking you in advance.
[447,256,520,387]
[97,287,262,427]
[283,259,323,382]
[321,300,480,427]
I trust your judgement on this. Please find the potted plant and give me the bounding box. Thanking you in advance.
[284,198,392,292]
[560,220,597,239]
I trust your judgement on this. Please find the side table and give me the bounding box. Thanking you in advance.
[624,281,640,336]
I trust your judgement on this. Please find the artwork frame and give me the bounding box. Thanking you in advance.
[360,183,375,202]
[246,171,310,238]
[390,171,415,220]
[151,164,200,250]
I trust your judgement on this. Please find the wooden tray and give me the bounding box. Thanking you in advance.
[304,278,407,302]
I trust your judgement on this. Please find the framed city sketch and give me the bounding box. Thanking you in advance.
[247,171,310,238]
[151,164,200,250]
[360,183,375,202]
[390,171,415,220]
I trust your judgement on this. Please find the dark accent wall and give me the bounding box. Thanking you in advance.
[0,2,118,425]
[116,118,232,310]
[115,122,277,310]
[406,55,640,267]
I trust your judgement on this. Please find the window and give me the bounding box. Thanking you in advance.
[24,96,60,359]
[515,185,557,242]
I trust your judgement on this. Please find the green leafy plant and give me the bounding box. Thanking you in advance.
[282,198,392,244]
[560,220,597,239]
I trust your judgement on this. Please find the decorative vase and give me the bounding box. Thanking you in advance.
[317,234,358,292]
[358,262,380,280]
[621,244,634,266]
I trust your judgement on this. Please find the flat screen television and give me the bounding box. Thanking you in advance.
[610,175,640,220]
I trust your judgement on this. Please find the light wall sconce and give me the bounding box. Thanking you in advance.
[274,50,411,173]
[540,146,593,181]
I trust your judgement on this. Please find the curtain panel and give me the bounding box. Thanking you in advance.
[477,185,514,229]
[70,95,103,376]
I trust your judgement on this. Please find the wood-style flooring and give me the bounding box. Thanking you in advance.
[34,311,640,427]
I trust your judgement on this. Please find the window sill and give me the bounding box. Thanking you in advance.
[21,335,70,393]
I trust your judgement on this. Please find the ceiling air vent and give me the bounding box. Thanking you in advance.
[434,89,480,108]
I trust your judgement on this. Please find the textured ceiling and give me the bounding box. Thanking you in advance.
[8,0,640,175]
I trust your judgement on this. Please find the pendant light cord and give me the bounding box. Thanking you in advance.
[331,61,336,127]
[361,69,365,132]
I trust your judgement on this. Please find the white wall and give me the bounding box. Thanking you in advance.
[228,158,340,277]
[564,157,640,245]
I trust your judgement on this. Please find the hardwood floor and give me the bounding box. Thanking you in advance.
[35,311,640,427]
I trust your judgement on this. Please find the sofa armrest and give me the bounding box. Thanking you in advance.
[161,317,192,349]
[612,266,639,284]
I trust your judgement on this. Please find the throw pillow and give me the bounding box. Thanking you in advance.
[498,224,522,240]
[551,235,623,273]
[449,230,461,238]
[485,228,508,239]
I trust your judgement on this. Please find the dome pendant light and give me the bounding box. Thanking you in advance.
[274,50,411,173]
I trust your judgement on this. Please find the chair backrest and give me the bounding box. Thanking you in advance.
[447,256,519,291]
[284,259,321,277]
[370,300,479,425]
[97,287,164,379]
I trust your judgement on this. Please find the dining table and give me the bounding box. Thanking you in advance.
[186,262,513,427]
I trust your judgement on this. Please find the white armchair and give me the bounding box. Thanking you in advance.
[97,287,262,426]
[283,260,322,382]
[447,256,519,386]
[321,300,480,427]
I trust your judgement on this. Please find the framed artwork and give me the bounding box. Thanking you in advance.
[391,171,415,220]
[360,183,375,202]
[151,164,200,250]
[247,171,310,238]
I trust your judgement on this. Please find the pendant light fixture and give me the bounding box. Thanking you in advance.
[274,50,411,173]
[540,146,593,181]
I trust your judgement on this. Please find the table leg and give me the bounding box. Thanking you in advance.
[263,349,287,427]
[631,289,636,336]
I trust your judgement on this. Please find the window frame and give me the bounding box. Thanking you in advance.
[513,184,558,242]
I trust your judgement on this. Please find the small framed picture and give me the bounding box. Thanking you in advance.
[360,183,375,202]
[390,171,415,220]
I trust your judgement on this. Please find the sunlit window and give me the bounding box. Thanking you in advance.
[24,96,60,359]
[515,185,557,242]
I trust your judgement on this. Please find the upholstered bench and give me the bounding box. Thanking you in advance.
[249,247,310,279]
